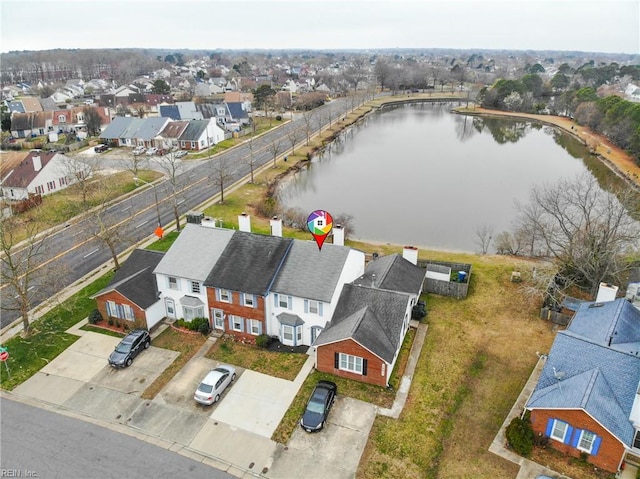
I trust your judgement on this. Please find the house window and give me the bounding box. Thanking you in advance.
[308,300,319,314]
[168,276,178,290]
[47,181,56,191]
[550,419,568,442]
[184,305,204,321]
[232,316,243,332]
[296,327,302,342]
[249,319,261,335]
[219,289,231,303]
[35,186,44,195]
[243,294,254,307]
[282,325,294,342]
[279,295,290,309]
[191,281,200,294]
[212,309,224,330]
[106,301,135,321]
[339,353,363,374]
[577,430,596,454]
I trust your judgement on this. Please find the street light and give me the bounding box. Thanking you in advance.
[133,177,161,228]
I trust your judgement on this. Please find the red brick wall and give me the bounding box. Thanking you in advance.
[95,291,148,328]
[530,408,625,473]
[316,339,387,387]
[206,287,266,344]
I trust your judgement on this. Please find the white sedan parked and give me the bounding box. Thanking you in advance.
[194,365,237,405]
[146,147,158,156]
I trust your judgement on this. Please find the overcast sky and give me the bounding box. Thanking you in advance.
[1,0,638,54]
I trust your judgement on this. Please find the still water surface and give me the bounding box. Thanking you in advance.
[278,102,602,252]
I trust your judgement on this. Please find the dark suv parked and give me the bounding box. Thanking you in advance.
[108,329,150,368]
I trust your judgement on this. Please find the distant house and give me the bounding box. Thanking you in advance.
[93,249,166,330]
[177,119,224,150]
[526,298,640,474]
[314,252,426,387]
[0,150,80,200]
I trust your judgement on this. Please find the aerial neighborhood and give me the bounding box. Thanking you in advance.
[1,41,640,479]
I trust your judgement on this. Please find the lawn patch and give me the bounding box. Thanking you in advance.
[206,338,307,381]
[139,326,207,400]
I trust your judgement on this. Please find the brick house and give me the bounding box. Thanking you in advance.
[526,298,640,473]
[314,253,426,387]
[204,231,292,343]
[93,249,165,330]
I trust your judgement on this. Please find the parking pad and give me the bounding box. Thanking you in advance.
[127,400,208,445]
[63,383,143,423]
[189,420,277,472]
[154,356,220,413]
[210,369,299,438]
[92,346,179,395]
[13,372,85,406]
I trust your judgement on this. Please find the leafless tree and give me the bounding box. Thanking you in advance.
[374,58,392,91]
[60,155,99,208]
[515,172,640,298]
[156,152,185,231]
[210,155,234,204]
[268,138,282,168]
[244,136,259,183]
[119,152,147,178]
[0,216,63,334]
[302,110,315,145]
[287,127,301,155]
[474,223,495,254]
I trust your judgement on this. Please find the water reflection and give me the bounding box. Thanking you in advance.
[278,103,616,252]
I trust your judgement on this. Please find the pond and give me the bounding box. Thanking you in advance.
[277,102,617,253]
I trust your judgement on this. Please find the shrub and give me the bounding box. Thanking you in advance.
[275,115,282,121]
[255,334,272,349]
[189,317,209,332]
[197,321,211,336]
[88,309,103,324]
[505,413,534,457]
[108,317,114,326]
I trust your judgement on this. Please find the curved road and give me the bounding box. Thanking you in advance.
[1,96,365,329]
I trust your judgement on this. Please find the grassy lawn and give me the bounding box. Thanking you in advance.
[356,254,555,479]
[145,231,180,252]
[206,338,308,381]
[272,369,395,444]
[0,271,114,390]
[79,324,125,338]
[139,327,207,400]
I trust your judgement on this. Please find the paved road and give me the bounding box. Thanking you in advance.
[0,398,234,479]
[1,97,366,329]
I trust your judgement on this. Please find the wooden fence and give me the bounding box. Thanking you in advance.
[418,259,472,299]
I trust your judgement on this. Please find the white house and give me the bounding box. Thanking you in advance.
[267,238,366,346]
[153,225,234,321]
[1,150,81,200]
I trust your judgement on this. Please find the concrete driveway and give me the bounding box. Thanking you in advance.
[265,396,377,479]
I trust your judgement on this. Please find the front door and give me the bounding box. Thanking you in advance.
[311,326,323,344]
[165,298,176,319]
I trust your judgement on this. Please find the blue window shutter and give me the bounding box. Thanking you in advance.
[240,293,245,304]
[253,295,258,308]
[304,300,309,313]
[245,318,250,332]
[228,315,233,329]
[240,318,244,332]
[545,418,554,437]
[274,293,278,306]
[288,296,292,310]
[564,426,573,445]
[319,302,323,316]
[216,289,220,301]
[571,429,581,448]
[257,321,262,335]
[591,436,601,456]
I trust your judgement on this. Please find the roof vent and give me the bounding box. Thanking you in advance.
[588,302,604,308]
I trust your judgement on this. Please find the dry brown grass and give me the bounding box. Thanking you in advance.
[357,253,556,479]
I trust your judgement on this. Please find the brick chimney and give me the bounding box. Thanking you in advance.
[238,212,251,232]
[333,224,344,246]
[270,216,282,237]
[402,245,418,265]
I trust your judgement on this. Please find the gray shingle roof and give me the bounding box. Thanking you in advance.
[277,312,305,327]
[352,254,425,296]
[153,224,234,281]
[179,120,210,142]
[204,231,292,296]
[135,117,170,140]
[271,241,353,302]
[94,249,165,309]
[99,116,135,139]
[314,284,411,363]
[527,330,640,446]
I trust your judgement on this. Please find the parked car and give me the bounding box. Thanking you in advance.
[175,150,188,158]
[94,144,108,153]
[108,329,150,368]
[194,365,237,405]
[145,147,158,156]
[133,146,146,156]
[300,380,337,432]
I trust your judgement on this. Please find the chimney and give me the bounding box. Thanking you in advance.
[270,216,282,237]
[33,156,42,172]
[595,282,618,303]
[238,212,251,232]
[402,245,418,265]
[333,224,344,246]
[201,217,217,229]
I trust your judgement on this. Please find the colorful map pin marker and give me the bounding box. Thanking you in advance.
[307,210,333,251]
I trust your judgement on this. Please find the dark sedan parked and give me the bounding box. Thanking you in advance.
[108,329,150,368]
[300,380,337,432]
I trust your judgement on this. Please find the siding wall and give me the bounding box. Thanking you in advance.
[530,408,625,473]
[316,339,387,387]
